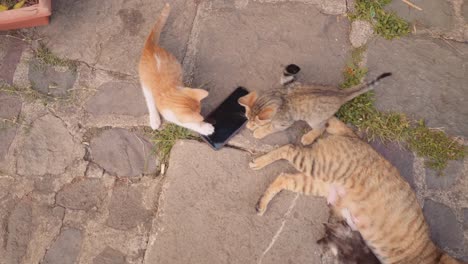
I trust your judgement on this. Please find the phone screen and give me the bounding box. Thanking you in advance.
[201,87,249,150]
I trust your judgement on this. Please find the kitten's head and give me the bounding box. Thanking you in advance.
[238,91,279,130]
[317,221,380,264]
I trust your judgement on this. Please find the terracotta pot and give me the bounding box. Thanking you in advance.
[0,0,52,31]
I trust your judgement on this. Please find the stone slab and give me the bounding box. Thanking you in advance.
[93,247,128,264]
[37,0,198,75]
[144,140,328,264]
[386,0,455,30]
[90,128,157,177]
[28,59,77,97]
[42,228,83,264]
[370,140,415,189]
[106,183,153,231]
[191,1,350,115]
[367,36,468,137]
[16,114,84,176]
[423,199,464,252]
[426,160,463,190]
[85,81,147,118]
[0,36,26,84]
[0,127,17,164]
[56,178,107,211]
[0,92,22,120]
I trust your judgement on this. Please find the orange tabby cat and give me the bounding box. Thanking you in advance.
[139,4,214,135]
[250,118,462,264]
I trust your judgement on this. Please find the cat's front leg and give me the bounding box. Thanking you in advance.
[301,127,325,145]
[249,144,297,170]
[252,123,284,139]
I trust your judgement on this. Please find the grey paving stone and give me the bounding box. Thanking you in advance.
[42,228,83,264]
[93,247,128,264]
[56,178,107,211]
[463,208,468,230]
[192,1,350,115]
[90,128,157,177]
[28,59,77,97]
[106,183,153,231]
[426,160,463,190]
[367,36,468,137]
[423,199,464,252]
[0,91,22,120]
[386,0,455,30]
[37,0,198,75]
[350,20,374,48]
[85,81,147,117]
[16,114,84,176]
[0,126,17,163]
[144,140,328,264]
[4,199,33,264]
[0,36,26,84]
[370,140,415,189]
[463,1,468,22]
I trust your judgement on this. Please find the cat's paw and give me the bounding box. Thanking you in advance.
[198,123,215,135]
[150,118,161,130]
[249,159,264,170]
[253,129,267,139]
[301,133,318,146]
[255,198,266,216]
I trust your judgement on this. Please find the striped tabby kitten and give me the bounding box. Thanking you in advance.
[249,118,462,264]
[238,67,391,145]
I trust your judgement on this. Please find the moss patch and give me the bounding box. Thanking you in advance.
[350,0,410,40]
[148,123,198,165]
[337,48,466,174]
[35,43,77,71]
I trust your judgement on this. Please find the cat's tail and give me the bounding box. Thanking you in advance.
[343,72,392,101]
[147,3,171,46]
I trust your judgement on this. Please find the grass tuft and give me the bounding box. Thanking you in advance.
[350,0,410,40]
[149,123,198,165]
[408,121,466,172]
[35,43,77,71]
[337,47,466,173]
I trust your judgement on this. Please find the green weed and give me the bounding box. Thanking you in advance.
[350,0,410,39]
[149,124,198,165]
[337,47,466,173]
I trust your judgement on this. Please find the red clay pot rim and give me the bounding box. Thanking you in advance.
[0,0,51,23]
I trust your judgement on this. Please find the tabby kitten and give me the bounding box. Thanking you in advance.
[318,221,381,264]
[249,118,462,264]
[139,4,214,135]
[238,67,391,145]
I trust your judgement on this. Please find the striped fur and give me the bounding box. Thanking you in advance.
[238,73,392,145]
[250,118,462,264]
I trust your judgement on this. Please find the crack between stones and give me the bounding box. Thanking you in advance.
[257,194,299,264]
[181,1,206,86]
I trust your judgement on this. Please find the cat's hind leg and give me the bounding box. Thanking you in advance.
[256,173,329,215]
[141,84,161,130]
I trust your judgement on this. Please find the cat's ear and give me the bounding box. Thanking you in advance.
[181,88,209,101]
[257,106,276,121]
[238,91,258,110]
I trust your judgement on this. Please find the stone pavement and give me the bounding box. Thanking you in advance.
[0,0,467,263]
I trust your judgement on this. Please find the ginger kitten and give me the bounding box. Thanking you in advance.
[139,4,214,135]
[238,65,391,145]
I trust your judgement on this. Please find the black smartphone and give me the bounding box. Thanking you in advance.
[201,87,249,150]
